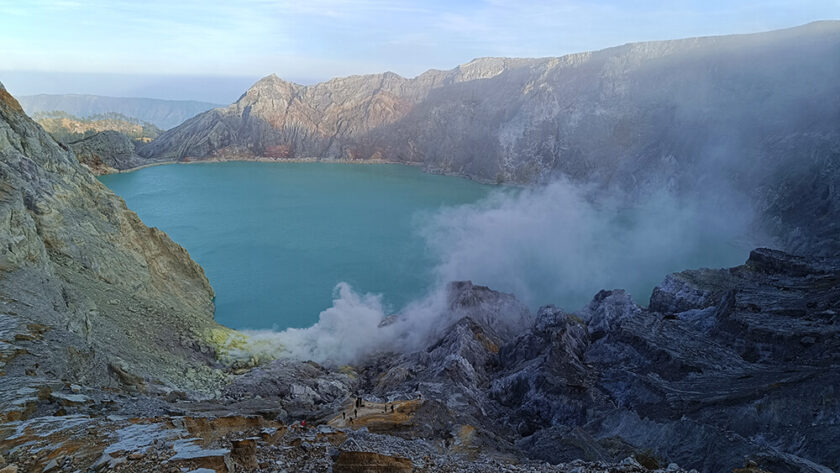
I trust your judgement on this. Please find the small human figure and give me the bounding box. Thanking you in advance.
[391,405,395,413]
[354,408,358,417]
[342,412,346,420]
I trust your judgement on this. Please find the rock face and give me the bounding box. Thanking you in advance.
[142,21,840,255]
[0,81,229,391]
[70,130,169,174]
[33,111,162,144]
[217,250,838,472]
[348,249,840,473]
[520,249,839,472]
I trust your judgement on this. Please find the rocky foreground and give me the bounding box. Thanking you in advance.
[1,248,838,473]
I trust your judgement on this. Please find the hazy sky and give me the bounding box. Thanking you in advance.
[1,0,837,102]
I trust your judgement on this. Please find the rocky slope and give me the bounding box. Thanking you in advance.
[141,21,840,255]
[69,130,170,174]
[32,111,162,144]
[30,110,171,175]
[1,247,836,473]
[344,250,840,473]
[18,94,221,130]
[0,80,233,393]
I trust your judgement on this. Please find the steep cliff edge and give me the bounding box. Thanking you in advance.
[0,81,230,391]
[140,21,840,256]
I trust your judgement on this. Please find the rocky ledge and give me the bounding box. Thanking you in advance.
[1,248,837,473]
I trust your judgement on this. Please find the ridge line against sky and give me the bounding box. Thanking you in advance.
[1,0,838,102]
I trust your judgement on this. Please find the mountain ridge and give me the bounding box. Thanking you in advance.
[17,93,222,129]
[141,20,840,256]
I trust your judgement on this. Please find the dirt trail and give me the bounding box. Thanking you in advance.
[328,398,422,431]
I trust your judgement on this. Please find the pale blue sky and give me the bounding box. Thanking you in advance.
[1,0,837,102]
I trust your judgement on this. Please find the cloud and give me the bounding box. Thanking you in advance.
[2,0,836,80]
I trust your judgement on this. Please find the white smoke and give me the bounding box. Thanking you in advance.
[235,178,761,365]
[238,283,451,365]
[420,178,757,310]
[254,282,391,363]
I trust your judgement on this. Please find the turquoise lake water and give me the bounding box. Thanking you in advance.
[100,162,493,329]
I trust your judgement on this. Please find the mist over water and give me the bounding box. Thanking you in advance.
[257,177,760,364]
[102,162,762,365]
[422,178,756,310]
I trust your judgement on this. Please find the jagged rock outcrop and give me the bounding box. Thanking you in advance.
[141,21,840,255]
[0,81,231,391]
[69,130,169,174]
[348,249,839,473]
[220,253,837,472]
[1,246,836,472]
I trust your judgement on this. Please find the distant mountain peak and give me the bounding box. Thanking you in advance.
[16,94,222,129]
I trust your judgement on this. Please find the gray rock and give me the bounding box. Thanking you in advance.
[70,130,169,174]
[346,249,840,473]
[0,81,228,392]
